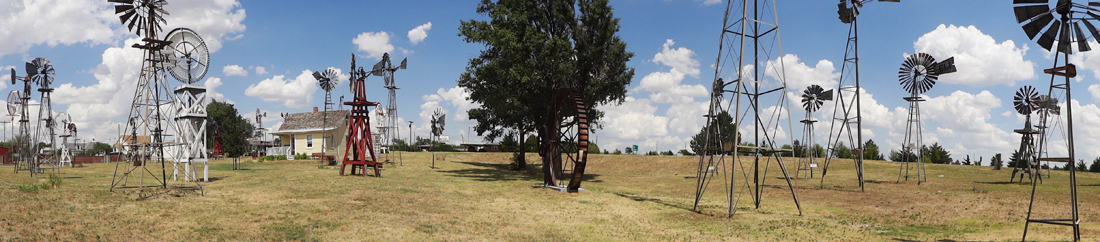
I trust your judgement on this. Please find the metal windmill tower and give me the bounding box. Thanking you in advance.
[340,53,382,177]
[1012,0,1093,240]
[895,53,955,184]
[166,28,210,182]
[797,85,832,179]
[108,0,203,196]
[372,53,406,158]
[1010,86,1042,183]
[255,108,266,153]
[313,68,340,164]
[28,57,59,176]
[692,0,802,218]
[9,68,33,174]
[56,112,74,167]
[820,0,899,192]
[430,109,445,169]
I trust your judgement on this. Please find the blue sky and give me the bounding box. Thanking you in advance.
[2,0,1100,166]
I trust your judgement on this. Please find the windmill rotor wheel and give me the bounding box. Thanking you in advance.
[554,92,590,191]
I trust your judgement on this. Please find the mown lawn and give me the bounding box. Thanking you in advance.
[0,152,1096,241]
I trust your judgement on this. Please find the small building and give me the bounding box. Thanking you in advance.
[461,143,501,152]
[270,108,350,160]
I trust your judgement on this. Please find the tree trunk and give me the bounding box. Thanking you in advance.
[515,130,526,170]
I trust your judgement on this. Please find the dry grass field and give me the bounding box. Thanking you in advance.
[0,152,1097,241]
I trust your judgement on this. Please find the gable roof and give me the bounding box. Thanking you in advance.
[272,110,350,134]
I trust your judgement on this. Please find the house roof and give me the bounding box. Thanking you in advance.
[271,110,350,134]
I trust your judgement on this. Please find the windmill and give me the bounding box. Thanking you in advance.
[1012,0,1092,239]
[895,53,956,184]
[339,53,382,177]
[1033,94,1061,178]
[56,112,74,167]
[164,28,211,182]
[313,68,339,165]
[692,0,801,218]
[5,90,19,155]
[429,109,445,169]
[797,85,833,179]
[7,68,33,174]
[1010,86,1042,183]
[254,108,267,155]
[108,0,204,196]
[27,57,59,176]
[371,53,406,159]
[822,0,900,192]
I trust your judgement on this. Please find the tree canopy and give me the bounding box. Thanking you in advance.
[690,111,737,155]
[458,0,635,171]
[206,100,254,157]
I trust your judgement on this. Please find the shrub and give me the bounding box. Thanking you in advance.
[294,153,309,160]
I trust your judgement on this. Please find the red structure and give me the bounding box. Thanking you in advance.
[340,54,381,177]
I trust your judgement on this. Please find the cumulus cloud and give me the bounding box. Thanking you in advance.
[912,24,1035,86]
[920,90,1014,157]
[408,22,432,45]
[244,70,322,108]
[254,66,267,75]
[353,32,395,60]
[204,77,231,104]
[222,64,247,77]
[635,40,708,104]
[766,54,840,92]
[162,0,247,53]
[0,0,120,58]
[701,0,722,5]
[600,96,670,142]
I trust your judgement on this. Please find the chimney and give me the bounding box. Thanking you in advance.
[313,107,318,113]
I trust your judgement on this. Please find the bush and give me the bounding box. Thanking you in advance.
[276,155,287,160]
[294,153,309,160]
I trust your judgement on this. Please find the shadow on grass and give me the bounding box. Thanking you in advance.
[892,239,959,242]
[614,192,693,212]
[443,161,604,183]
[441,161,541,182]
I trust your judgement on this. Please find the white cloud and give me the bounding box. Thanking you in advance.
[0,0,119,58]
[767,54,840,92]
[921,90,1014,157]
[203,77,231,104]
[912,24,1035,86]
[408,22,432,45]
[243,70,321,108]
[434,86,479,121]
[353,32,395,60]
[635,40,708,104]
[254,66,267,75]
[600,97,669,141]
[652,39,701,77]
[162,0,247,53]
[701,0,722,5]
[222,64,247,77]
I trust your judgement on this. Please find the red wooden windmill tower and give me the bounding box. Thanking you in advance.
[341,54,381,177]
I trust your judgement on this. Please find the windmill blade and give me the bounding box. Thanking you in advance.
[372,58,387,76]
[399,58,407,69]
[1074,22,1092,52]
[1082,19,1100,44]
[1037,20,1062,51]
[107,0,134,3]
[1058,21,1073,53]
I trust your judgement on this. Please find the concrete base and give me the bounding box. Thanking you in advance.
[538,184,586,193]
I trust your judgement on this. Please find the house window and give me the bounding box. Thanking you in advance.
[306,134,313,149]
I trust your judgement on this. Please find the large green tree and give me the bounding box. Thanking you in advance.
[206,100,254,157]
[458,0,635,183]
[863,139,884,160]
[921,142,952,164]
[690,111,737,155]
